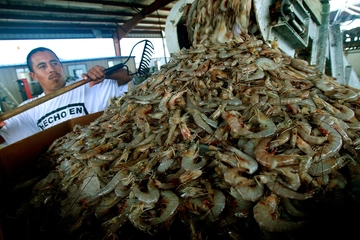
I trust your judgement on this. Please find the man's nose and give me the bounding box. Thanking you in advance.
[48,64,55,72]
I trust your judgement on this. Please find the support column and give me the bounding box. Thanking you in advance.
[113,32,121,56]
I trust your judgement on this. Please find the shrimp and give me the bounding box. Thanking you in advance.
[210,103,227,120]
[213,151,249,172]
[253,194,306,232]
[158,89,172,113]
[326,87,359,101]
[132,178,160,204]
[179,186,207,198]
[296,126,327,145]
[128,201,153,232]
[229,188,253,218]
[187,108,214,134]
[205,189,226,221]
[179,169,203,184]
[274,167,301,191]
[157,155,175,174]
[255,57,278,71]
[290,58,317,74]
[74,142,114,160]
[315,121,343,161]
[281,198,308,217]
[149,190,179,225]
[101,199,135,236]
[218,162,245,186]
[296,135,315,156]
[258,175,313,200]
[169,90,187,110]
[165,109,181,146]
[85,170,126,204]
[181,141,207,171]
[254,137,308,169]
[95,192,122,219]
[245,108,276,138]
[222,143,258,174]
[333,103,357,122]
[269,129,291,148]
[313,74,335,92]
[308,156,349,177]
[231,176,264,202]
[222,111,252,137]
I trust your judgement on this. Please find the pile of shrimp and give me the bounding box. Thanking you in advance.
[13,0,360,239]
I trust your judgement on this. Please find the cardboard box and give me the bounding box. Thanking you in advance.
[0,111,103,240]
[0,111,103,187]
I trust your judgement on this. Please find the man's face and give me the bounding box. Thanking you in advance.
[29,50,66,94]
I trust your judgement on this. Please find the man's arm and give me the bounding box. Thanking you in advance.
[83,65,133,87]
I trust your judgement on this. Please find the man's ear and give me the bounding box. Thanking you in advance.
[29,72,38,82]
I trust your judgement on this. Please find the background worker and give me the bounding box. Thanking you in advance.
[0,47,133,146]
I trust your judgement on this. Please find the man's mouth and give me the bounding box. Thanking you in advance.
[49,73,61,80]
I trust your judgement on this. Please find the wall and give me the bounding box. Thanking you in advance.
[345,50,360,80]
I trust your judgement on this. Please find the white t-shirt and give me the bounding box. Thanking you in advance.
[0,79,128,146]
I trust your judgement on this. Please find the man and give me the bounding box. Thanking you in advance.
[0,47,133,146]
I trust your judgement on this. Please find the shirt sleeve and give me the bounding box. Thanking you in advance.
[84,79,129,112]
[0,110,39,146]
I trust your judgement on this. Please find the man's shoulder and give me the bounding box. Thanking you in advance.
[18,93,45,106]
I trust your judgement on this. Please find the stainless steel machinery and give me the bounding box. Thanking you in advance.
[165,0,360,88]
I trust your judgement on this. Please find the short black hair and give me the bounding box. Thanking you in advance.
[26,47,61,72]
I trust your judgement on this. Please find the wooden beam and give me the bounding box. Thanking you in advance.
[113,33,121,56]
[116,0,174,39]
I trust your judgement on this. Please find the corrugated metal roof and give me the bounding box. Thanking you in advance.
[0,0,177,40]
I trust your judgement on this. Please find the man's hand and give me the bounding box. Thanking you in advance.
[82,65,106,87]
[82,65,133,87]
[0,121,5,128]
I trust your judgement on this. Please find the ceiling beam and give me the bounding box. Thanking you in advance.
[0,13,167,24]
[0,22,164,31]
[55,0,172,11]
[116,0,175,39]
[0,3,168,19]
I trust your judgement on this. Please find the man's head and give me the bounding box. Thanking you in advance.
[27,47,66,94]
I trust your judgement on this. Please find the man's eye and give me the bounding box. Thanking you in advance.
[38,65,45,69]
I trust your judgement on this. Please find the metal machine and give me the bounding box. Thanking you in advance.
[165,0,360,88]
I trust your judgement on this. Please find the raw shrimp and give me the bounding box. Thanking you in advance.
[308,156,349,177]
[253,194,306,232]
[150,190,179,225]
[179,169,203,183]
[85,170,126,204]
[95,192,122,219]
[245,108,276,138]
[101,199,135,236]
[254,137,308,169]
[274,167,301,191]
[132,178,160,204]
[255,57,278,71]
[269,129,291,148]
[205,189,226,221]
[229,188,253,218]
[187,108,214,134]
[296,135,315,156]
[290,59,317,74]
[222,111,252,137]
[181,141,207,171]
[179,186,207,198]
[315,121,343,161]
[258,175,312,200]
[231,176,264,202]
[281,198,308,217]
[223,143,258,174]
